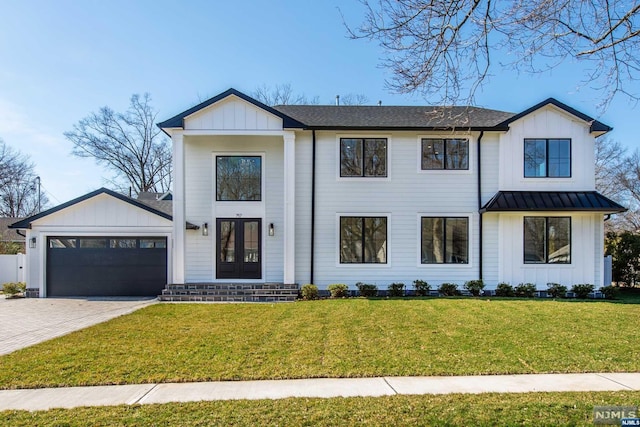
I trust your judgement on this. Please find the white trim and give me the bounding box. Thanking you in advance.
[336,134,392,182]
[416,213,475,269]
[181,130,290,137]
[335,212,392,269]
[172,133,185,284]
[416,134,475,175]
[283,131,296,284]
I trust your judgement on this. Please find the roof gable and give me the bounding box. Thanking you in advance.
[496,98,611,135]
[157,88,306,131]
[9,188,172,229]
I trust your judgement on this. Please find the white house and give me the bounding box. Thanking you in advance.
[156,88,625,296]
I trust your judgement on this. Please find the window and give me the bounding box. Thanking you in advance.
[140,238,167,249]
[216,156,261,201]
[340,217,387,263]
[110,238,137,249]
[421,217,468,264]
[49,238,76,248]
[524,217,571,264]
[79,238,107,248]
[340,138,387,177]
[524,139,570,177]
[421,138,469,170]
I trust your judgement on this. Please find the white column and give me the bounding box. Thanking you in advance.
[283,131,296,284]
[172,133,186,284]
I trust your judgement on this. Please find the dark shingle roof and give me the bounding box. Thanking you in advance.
[273,105,515,130]
[481,191,626,213]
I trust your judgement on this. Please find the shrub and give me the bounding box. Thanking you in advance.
[600,285,619,300]
[463,279,484,297]
[300,284,319,300]
[571,284,595,299]
[387,282,405,297]
[2,282,26,298]
[438,282,460,296]
[356,282,378,297]
[413,279,431,296]
[327,283,349,298]
[547,283,567,298]
[514,283,536,298]
[495,282,514,297]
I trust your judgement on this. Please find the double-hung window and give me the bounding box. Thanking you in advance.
[524,139,570,178]
[421,138,469,170]
[421,217,469,264]
[523,217,571,264]
[340,138,387,177]
[340,216,387,263]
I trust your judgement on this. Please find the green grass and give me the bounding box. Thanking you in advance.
[0,299,639,389]
[2,391,640,426]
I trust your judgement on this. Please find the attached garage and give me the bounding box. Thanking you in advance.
[10,188,173,297]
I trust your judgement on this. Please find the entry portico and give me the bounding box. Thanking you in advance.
[158,89,302,285]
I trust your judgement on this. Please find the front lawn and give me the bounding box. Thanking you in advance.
[0,299,638,389]
[4,391,640,426]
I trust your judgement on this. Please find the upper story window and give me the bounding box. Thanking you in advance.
[524,139,571,178]
[523,216,571,264]
[340,216,387,263]
[421,138,469,170]
[216,156,262,201]
[340,138,387,177]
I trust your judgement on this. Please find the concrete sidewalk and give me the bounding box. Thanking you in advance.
[1,373,638,411]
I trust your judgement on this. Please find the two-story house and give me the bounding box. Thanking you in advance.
[157,88,625,295]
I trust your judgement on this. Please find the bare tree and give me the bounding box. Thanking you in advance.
[339,93,371,105]
[595,137,627,201]
[64,94,172,196]
[0,139,49,217]
[252,83,319,106]
[346,0,640,109]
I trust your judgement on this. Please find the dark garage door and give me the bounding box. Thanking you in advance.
[46,236,168,297]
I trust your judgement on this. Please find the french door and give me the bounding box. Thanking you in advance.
[216,218,261,279]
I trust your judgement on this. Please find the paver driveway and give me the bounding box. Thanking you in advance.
[0,297,156,356]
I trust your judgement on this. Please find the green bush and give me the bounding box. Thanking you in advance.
[356,282,378,297]
[387,283,405,297]
[600,285,619,300]
[495,282,514,297]
[438,282,460,296]
[463,279,484,297]
[571,284,595,299]
[413,279,431,296]
[547,283,567,298]
[514,283,536,298]
[2,282,26,298]
[300,284,319,300]
[327,283,349,298]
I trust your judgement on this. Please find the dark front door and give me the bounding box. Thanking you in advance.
[216,218,261,279]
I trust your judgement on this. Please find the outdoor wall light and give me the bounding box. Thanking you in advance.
[269,223,275,236]
[202,222,208,236]
[29,237,36,248]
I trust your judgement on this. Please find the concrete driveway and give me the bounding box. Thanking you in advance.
[0,297,156,356]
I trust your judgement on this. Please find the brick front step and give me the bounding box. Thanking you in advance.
[158,283,298,302]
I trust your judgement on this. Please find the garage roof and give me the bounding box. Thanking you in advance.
[9,188,172,229]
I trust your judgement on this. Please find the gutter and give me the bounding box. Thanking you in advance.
[310,130,316,284]
[477,131,484,281]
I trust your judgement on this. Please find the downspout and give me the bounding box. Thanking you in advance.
[477,131,484,281]
[310,130,316,284]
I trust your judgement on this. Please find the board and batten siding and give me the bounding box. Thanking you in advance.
[309,131,480,289]
[499,105,596,191]
[182,135,285,282]
[184,96,283,131]
[497,212,603,287]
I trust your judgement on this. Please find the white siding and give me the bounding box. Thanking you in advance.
[499,105,595,191]
[310,131,480,289]
[294,132,313,285]
[480,132,500,205]
[183,135,284,282]
[482,213,499,286]
[497,212,602,287]
[184,96,283,131]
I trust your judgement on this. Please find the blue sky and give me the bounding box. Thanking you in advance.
[1,0,638,204]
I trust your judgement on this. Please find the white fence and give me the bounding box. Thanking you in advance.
[0,253,25,284]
